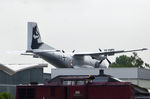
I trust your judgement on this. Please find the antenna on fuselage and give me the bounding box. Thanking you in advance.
[72,50,75,53]
[62,50,65,53]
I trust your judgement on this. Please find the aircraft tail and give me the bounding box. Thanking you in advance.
[27,22,55,52]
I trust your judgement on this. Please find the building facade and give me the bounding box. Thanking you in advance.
[0,63,48,98]
[51,68,150,89]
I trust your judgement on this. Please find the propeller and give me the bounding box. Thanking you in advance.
[98,57,111,66]
[106,57,111,65]
[98,48,112,66]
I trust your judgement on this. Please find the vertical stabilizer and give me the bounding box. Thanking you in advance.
[27,22,55,51]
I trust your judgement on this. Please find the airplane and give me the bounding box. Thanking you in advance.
[22,22,148,68]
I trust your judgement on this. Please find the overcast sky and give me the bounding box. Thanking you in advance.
[0,0,150,72]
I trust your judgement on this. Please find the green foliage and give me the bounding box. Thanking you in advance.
[0,92,14,99]
[110,52,149,68]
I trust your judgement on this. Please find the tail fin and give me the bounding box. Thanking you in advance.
[27,22,55,51]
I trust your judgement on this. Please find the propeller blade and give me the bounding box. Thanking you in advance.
[99,60,103,65]
[106,58,111,65]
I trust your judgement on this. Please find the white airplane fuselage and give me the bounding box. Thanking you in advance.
[35,51,105,68]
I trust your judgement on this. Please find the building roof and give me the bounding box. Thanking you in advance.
[0,63,48,75]
[49,70,150,96]
[51,68,150,80]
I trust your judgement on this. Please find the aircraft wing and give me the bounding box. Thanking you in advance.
[73,48,147,57]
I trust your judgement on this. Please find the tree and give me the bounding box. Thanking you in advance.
[0,92,14,99]
[110,52,149,68]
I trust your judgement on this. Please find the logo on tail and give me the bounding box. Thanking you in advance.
[28,22,55,51]
[31,25,43,49]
